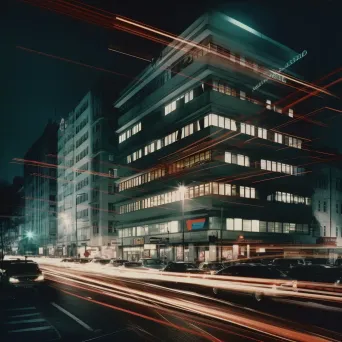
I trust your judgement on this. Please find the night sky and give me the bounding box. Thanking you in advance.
[1,0,341,183]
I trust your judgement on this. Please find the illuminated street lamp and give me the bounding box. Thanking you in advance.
[178,185,186,261]
[26,231,34,239]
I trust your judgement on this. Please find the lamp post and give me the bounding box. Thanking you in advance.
[178,185,186,262]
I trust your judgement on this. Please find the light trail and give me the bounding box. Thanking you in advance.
[41,266,340,342]
[16,46,137,80]
[108,47,151,62]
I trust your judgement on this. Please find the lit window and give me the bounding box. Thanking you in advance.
[266,100,272,110]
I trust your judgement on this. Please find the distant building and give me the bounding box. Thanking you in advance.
[57,90,118,258]
[24,122,58,255]
[113,12,314,262]
[0,177,24,254]
[311,163,342,248]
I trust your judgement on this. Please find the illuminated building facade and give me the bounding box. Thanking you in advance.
[312,164,342,249]
[113,12,315,262]
[24,121,58,255]
[57,90,118,258]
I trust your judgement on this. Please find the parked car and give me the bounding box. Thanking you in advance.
[88,259,111,266]
[161,262,201,273]
[271,258,305,273]
[61,258,76,263]
[335,258,342,267]
[106,259,129,267]
[119,262,144,269]
[287,265,342,284]
[213,264,289,302]
[198,262,224,274]
[304,257,330,266]
[139,258,165,270]
[0,260,44,290]
[75,258,93,264]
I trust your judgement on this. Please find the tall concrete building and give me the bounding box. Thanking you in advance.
[24,122,58,255]
[311,163,342,249]
[113,12,315,262]
[57,89,118,258]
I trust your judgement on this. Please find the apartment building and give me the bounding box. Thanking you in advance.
[24,121,58,255]
[57,90,118,258]
[113,12,315,262]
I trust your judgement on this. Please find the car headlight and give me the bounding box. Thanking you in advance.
[35,274,44,282]
[9,277,19,284]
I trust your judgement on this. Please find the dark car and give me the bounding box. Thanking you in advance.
[288,265,342,284]
[271,258,305,273]
[61,258,76,263]
[335,258,342,267]
[88,259,111,266]
[119,262,144,269]
[140,258,165,270]
[107,259,129,267]
[213,264,289,302]
[305,258,330,266]
[198,262,224,274]
[0,260,44,289]
[75,258,93,264]
[161,262,201,273]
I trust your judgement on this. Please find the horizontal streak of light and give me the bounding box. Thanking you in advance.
[16,46,138,80]
[108,47,151,62]
[48,265,341,340]
[54,287,215,341]
[43,267,336,342]
[115,16,332,97]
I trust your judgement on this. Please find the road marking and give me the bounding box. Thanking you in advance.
[51,302,94,331]
[6,306,36,311]
[10,313,40,318]
[8,326,53,333]
[6,318,46,324]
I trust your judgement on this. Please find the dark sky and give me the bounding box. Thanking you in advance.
[1,0,341,183]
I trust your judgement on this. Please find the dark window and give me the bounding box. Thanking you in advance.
[323,201,327,212]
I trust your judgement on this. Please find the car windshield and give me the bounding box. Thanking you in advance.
[6,263,40,275]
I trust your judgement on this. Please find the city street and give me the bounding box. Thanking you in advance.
[1,264,342,341]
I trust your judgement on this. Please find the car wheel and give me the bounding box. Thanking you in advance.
[213,287,219,295]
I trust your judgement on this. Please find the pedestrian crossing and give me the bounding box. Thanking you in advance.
[1,303,60,341]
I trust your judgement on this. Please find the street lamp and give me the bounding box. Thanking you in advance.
[26,231,34,239]
[178,185,186,261]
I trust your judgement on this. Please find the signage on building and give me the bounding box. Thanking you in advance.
[143,250,150,257]
[316,237,337,246]
[133,238,144,245]
[253,50,307,91]
[186,218,206,231]
[110,239,118,246]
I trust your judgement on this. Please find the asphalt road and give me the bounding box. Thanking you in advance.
[1,265,342,342]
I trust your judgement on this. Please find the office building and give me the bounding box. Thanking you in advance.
[24,122,58,255]
[113,12,315,262]
[57,89,118,258]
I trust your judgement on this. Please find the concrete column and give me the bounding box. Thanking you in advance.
[232,244,239,260]
[188,243,195,262]
[209,244,217,261]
